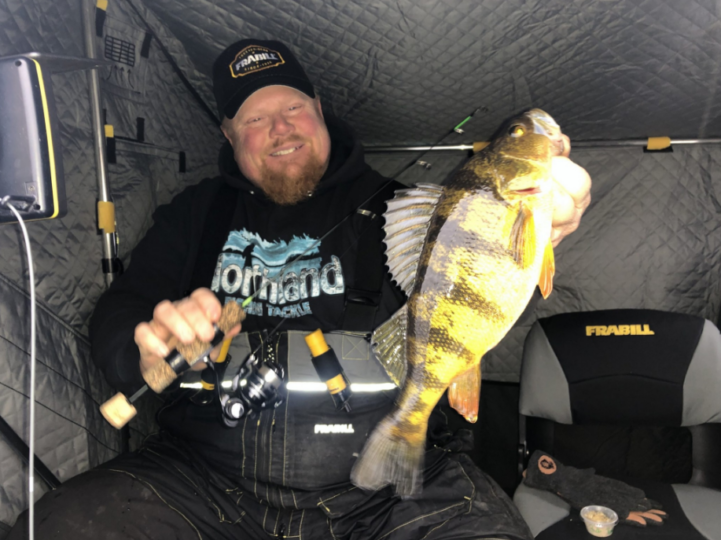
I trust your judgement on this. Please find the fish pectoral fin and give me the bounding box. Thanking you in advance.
[510,202,536,269]
[448,364,481,423]
[538,240,555,299]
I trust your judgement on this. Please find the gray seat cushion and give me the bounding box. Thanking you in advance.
[513,482,570,537]
[673,484,721,540]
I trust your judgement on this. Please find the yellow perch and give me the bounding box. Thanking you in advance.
[351,109,564,497]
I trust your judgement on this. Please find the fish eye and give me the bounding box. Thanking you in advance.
[509,125,525,137]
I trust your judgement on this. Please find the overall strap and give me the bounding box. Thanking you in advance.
[341,176,400,332]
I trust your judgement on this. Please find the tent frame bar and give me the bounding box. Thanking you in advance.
[0,415,60,490]
[365,138,721,152]
[81,0,119,287]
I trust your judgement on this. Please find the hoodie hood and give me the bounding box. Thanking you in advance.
[218,114,371,198]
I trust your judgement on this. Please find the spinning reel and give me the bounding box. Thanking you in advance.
[201,351,286,428]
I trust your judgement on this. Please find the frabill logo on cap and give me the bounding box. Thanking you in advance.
[229,45,285,78]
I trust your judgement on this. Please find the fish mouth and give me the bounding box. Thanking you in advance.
[526,109,566,156]
[511,186,542,195]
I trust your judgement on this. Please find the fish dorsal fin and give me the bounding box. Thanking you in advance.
[538,240,555,299]
[509,202,536,269]
[383,184,444,295]
[371,304,408,386]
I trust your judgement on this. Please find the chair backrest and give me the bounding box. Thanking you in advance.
[519,309,721,488]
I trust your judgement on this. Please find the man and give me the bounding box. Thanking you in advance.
[9,40,590,539]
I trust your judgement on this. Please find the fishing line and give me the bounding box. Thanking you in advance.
[230,107,486,364]
[1,196,37,540]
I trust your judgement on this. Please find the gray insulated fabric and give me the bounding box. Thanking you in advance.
[368,144,721,381]
[0,273,162,525]
[0,0,223,526]
[0,274,117,525]
[143,0,721,144]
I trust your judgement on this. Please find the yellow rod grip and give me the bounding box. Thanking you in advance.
[326,373,347,394]
[473,141,490,153]
[97,201,116,233]
[646,137,671,150]
[305,329,329,357]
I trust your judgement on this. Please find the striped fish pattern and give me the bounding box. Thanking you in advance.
[351,109,563,497]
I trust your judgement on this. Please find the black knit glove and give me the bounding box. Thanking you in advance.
[523,450,667,527]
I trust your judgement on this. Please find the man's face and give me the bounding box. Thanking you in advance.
[221,85,331,205]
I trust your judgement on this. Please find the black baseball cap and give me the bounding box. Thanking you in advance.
[213,39,316,121]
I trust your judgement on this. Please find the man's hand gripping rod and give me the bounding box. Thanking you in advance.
[100,302,245,429]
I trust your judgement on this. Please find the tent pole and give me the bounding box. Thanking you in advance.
[365,138,721,152]
[81,0,120,287]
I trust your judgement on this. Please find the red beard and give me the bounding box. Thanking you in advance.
[250,138,328,205]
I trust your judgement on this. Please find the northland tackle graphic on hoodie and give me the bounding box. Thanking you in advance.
[211,228,345,319]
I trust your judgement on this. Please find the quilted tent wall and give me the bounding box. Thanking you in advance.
[0,0,223,526]
[1,0,721,530]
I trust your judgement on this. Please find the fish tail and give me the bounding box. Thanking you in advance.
[351,414,426,498]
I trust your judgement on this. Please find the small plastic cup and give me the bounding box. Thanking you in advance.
[580,506,618,537]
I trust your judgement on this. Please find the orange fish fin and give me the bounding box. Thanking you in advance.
[448,363,481,423]
[510,203,536,269]
[538,240,555,299]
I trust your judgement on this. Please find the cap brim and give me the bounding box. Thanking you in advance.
[223,75,316,120]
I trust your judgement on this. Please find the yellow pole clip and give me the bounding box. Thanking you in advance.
[97,0,108,11]
[473,141,490,153]
[646,137,671,151]
[97,201,116,233]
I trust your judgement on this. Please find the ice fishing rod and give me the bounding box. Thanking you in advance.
[100,302,245,428]
[100,107,487,429]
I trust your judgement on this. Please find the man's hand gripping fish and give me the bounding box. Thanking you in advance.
[351,109,564,497]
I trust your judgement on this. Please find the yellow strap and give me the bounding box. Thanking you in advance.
[97,201,116,233]
[646,137,671,151]
[473,141,489,153]
[214,338,233,364]
[104,124,114,138]
[97,0,108,11]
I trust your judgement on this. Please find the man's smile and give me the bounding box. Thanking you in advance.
[270,144,304,157]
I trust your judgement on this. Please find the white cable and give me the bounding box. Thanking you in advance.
[2,197,36,540]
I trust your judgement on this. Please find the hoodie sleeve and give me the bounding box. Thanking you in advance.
[89,183,201,395]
